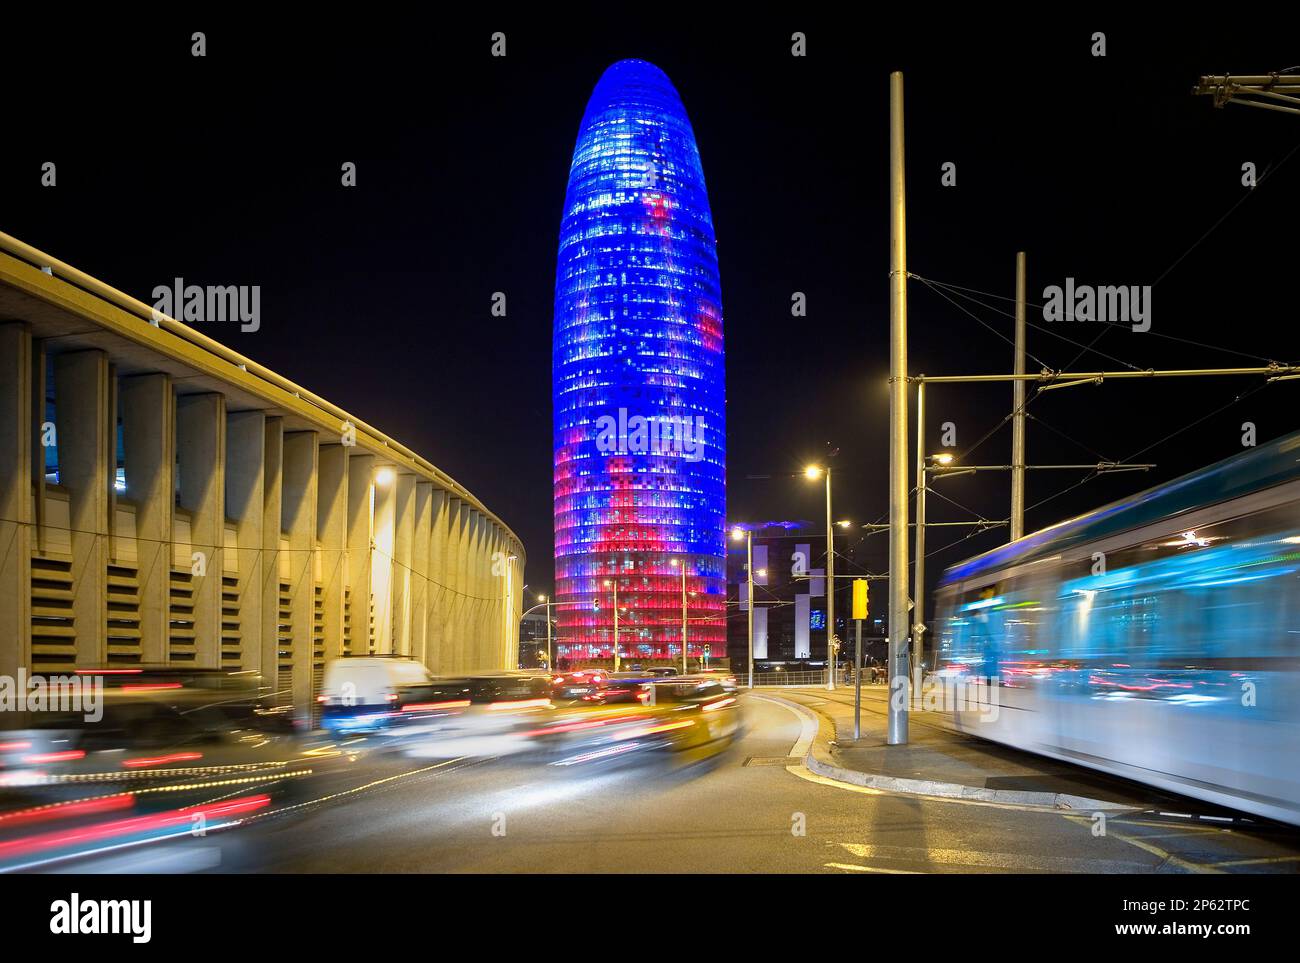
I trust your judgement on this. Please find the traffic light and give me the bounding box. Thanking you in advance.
[852,579,869,621]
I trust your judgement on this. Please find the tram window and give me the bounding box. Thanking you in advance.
[1066,499,1300,665]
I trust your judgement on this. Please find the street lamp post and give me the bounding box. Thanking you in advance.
[603,578,620,672]
[540,594,552,671]
[518,596,555,670]
[915,451,954,670]
[670,559,688,675]
[732,527,754,688]
[806,465,837,690]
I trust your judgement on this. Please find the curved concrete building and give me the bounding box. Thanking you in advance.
[552,59,726,666]
[0,232,526,720]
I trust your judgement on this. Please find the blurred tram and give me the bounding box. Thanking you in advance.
[933,432,1300,825]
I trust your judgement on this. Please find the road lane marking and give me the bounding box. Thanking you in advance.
[826,862,921,874]
[251,756,475,821]
[785,762,1129,816]
[1060,813,1222,874]
[839,840,1150,874]
[1213,855,1300,867]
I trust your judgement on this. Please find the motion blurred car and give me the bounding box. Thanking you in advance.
[550,669,607,700]
[0,671,320,871]
[690,669,739,693]
[584,676,653,705]
[393,673,554,757]
[318,656,435,734]
[527,678,739,767]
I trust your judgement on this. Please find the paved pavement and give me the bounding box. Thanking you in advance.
[104,692,1292,874]
[776,685,1182,808]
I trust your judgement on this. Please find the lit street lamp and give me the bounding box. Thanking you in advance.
[518,594,554,670]
[539,593,551,670]
[805,465,839,690]
[732,526,754,688]
[603,578,620,671]
[669,558,688,675]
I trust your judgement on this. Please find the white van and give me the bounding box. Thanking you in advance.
[318,656,433,733]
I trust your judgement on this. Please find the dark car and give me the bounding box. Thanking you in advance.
[584,677,653,705]
[550,669,608,700]
[527,678,740,767]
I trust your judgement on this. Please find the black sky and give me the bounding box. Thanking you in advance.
[4,13,1298,604]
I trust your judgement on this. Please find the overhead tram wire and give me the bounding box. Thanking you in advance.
[1058,138,1300,372]
[914,274,1287,367]
[1019,378,1273,522]
[914,274,1145,468]
[1027,411,1116,465]
[905,139,1300,570]
[913,264,1293,524]
[916,275,1145,372]
[915,276,1056,371]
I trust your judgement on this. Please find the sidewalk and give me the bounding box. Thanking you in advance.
[767,686,1156,811]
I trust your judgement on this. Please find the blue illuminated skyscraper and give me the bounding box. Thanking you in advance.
[553,59,726,664]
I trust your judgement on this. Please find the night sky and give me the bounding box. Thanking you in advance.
[5,15,1297,606]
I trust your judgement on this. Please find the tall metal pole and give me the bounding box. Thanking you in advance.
[825,469,836,690]
[853,618,863,740]
[612,580,620,672]
[887,71,910,745]
[546,598,552,671]
[680,562,688,676]
[1010,251,1027,542]
[746,531,754,689]
[913,380,925,676]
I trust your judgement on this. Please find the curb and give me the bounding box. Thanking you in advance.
[762,693,1137,812]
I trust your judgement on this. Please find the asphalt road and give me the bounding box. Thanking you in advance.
[129,694,1299,875]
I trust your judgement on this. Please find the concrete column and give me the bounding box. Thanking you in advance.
[0,324,33,679]
[54,350,111,665]
[317,445,348,660]
[120,373,174,664]
[458,508,477,671]
[467,510,486,670]
[346,454,374,655]
[443,498,465,673]
[425,490,449,673]
[372,471,396,652]
[262,418,284,690]
[488,524,504,668]
[282,431,318,723]
[226,411,265,672]
[177,393,226,667]
[392,474,415,656]
[486,519,501,669]
[106,369,118,556]
[500,529,515,669]
[31,339,47,555]
[511,541,523,670]
[412,482,432,668]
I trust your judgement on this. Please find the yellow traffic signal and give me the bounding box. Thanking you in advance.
[852,579,869,620]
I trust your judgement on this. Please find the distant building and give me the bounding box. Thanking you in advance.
[552,59,726,666]
[726,526,889,673]
[518,611,553,669]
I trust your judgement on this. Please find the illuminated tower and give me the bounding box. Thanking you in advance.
[553,59,726,666]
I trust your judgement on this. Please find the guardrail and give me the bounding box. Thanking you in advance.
[744,669,891,688]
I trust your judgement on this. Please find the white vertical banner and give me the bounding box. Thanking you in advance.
[753,606,768,659]
[794,543,810,579]
[754,544,769,585]
[795,594,811,658]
